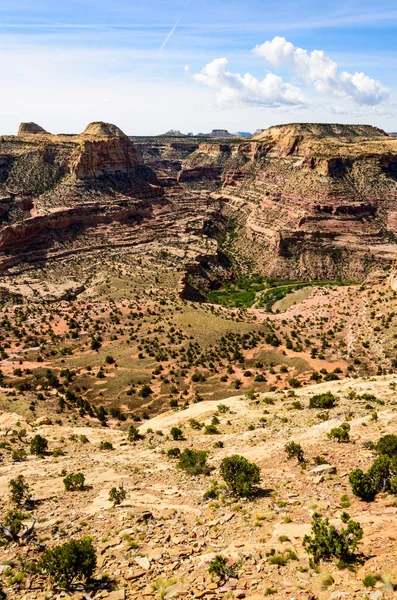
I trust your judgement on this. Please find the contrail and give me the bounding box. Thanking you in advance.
[158,16,181,55]
[157,0,192,56]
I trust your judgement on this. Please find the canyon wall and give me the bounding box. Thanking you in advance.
[1,121,397,284]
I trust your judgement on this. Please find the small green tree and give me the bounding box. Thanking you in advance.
[349,455,397,501]
[328,423,350,443]
[128,425,143,442]
[38,537,96,588]
[11,449,27,462]
[167,447,181,459]
[100,441,113,450]
[9,475,30,506]
[109,484,126,506]
[178,449,211,475]
[309,392,337,409]
[285,441,305,463]
[63,473,85,491]
[170,427,183,441]
[303,512,363,564]
[30,434,48,456]
[376,434,397,457]
[208,555,239,581]
[220,455,260,497]
[0,510,28,543]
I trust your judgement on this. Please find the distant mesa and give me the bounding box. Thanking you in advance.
[18,122,49,136]
[160,130,187,137]
[81,122,128,138]
[253,122,388,141]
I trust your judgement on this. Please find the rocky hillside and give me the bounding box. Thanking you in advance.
[0,373,396,599]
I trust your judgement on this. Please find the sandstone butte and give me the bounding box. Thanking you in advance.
[0,120,397,289]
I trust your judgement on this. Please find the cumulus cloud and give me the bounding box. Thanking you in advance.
[192,57,306,108]
[253,37,388,106]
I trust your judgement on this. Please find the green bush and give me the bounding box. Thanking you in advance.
[349,455,397,501]
[285,441,305,463]
[376,434,397,457]
[362,574,377,588]
[100,441,113,450]
[177,449,211,475]
[303,512,363,564]
[309,392,337,409]
[170,427,183,441]
[220,455,260,498]
[38,537,96,588]
[208,555,239,580]
[11,449,27,462]
[9,475,30,506]
[167,447,181,459]
[328,423,350,443]
[189,418,203,430]
[128,425,143,442]
[204,424,219,435]
[63,473,85,491]
[0,510,28,543]
[30,434,48,456]
[108,485,127,506]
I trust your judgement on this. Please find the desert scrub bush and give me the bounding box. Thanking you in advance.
[170,427,183,441]
[362,574,378,588]
[108,484,126,506]
[38,537,96,588]
[177,449,211,475]
[189,418,203,430]
[376,434,397,457]
[220,455,260,498]
[313,455,328,466]
[30,434,48,456]
[328,422,350,443]
[128,425,143,442]
[309,392,337,409]
[11,449,27,462]
[204,424,219,435]
[217,404,231,414]
[63,473,85,491]
[285,441,305,463]
[208,555,240,581]
[203,482,220,500]
[0,510,28,543]
[100,441,113,450]
[9,475,30,506]
[349,455,397,501]
[167,447,181,459]
[0,582,6,599]
[303,512,363,564]
[52,448,65,457]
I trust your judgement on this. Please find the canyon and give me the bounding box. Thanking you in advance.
[1,121,397,294]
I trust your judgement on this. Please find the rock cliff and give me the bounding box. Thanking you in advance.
[1,121,397,285]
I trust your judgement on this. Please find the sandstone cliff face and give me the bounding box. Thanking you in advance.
[0,122,218,273]
[2,121,397,283]
[71,137,142,179]
[169,124,397,281]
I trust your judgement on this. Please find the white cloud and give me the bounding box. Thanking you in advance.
[192,57,306,108]
[253,36,389,106]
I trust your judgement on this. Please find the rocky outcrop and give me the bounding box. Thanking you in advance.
[18,122,49,136]
[71,137,142,179]
[81,122,128,138]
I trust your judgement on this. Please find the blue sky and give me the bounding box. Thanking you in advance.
[0,0,396,134]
